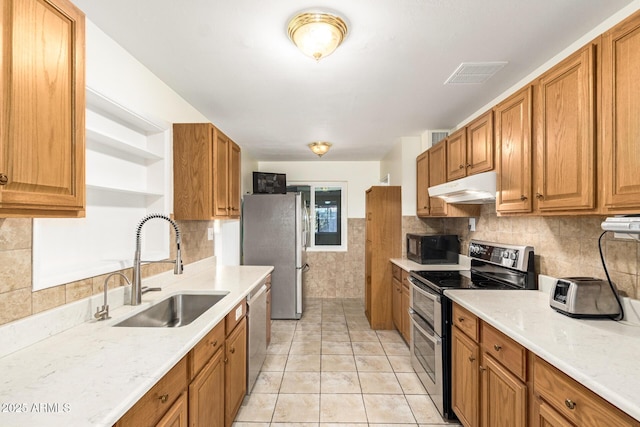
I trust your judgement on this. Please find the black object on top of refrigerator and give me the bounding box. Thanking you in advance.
[242,193,309,319]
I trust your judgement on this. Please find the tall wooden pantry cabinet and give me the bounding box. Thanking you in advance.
[364,186,401,330]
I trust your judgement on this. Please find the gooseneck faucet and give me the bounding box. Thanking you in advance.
[132,214,183,306]
[95,272,131,320]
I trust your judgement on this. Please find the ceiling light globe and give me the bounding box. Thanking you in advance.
[308,141,332,157]
[288,12,348,61]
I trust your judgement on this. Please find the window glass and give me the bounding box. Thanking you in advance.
[287,182,347,251]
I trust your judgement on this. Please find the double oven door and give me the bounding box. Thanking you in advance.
[408,276,455,420]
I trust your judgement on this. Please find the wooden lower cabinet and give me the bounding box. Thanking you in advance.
[189,349,224,427]
[115,357,188,427]
[157,391,188,427]
[401,271,410,342]
[115,303,249,427]
[481,354,527,427]
[225,316,247,427]
[532,355,637,427]
[452,326,480,427]
[532,397,575,427]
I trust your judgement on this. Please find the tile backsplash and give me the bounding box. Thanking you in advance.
[0,218,213,326]
[2,205,638,323]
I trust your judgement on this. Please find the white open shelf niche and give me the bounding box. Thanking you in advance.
[33,88,172,291]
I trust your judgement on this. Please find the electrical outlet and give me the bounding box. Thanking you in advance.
[207,227,214,241]
[468,218,476,232]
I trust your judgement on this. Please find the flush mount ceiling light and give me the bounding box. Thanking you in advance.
[287,11,348,61]
[308,141,332,157]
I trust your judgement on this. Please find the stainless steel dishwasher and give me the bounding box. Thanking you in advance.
[246,282,267,393]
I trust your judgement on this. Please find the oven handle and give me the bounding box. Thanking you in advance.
[409,309,441,345]
[408,277,441,303]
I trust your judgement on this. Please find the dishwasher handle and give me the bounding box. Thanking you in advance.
[247,284,267,305]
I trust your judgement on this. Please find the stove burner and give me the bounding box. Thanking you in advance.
[422,271,456,278]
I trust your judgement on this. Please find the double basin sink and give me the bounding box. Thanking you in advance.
[114,292,229,328]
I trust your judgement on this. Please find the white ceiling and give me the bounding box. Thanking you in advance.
[73,0,633,162]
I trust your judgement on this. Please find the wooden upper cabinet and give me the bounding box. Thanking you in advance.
[213,131,230,217]
[602,10,640,212]
[416,151,430,216]
[446,128,468,181]
[428,142,448,216]
[466,111,494,176]
[495,86,533,214]
[447,111,494,182]
[173,123,241,220]
[0,0,85,217]
[534,43,596,213]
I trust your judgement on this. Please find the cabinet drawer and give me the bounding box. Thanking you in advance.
[116,356,188,427]
[533,355,636,427]
[401,270,410,289]
[452,303,479,341]
[481,323,526,381]
[226,300,247,335]
[190,321,225,380]
[392,264,401,281]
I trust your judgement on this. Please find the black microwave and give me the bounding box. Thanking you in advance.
[406,234,460,264]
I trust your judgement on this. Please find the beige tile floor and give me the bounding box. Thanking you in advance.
[233,298,462,427]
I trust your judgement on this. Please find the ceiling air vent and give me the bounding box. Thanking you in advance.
[425,130,449,147]
[444,62,508,84]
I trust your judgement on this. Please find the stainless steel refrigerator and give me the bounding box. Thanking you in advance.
[242,193,309,319]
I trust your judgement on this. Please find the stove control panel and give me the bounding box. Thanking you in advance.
[468,241,532,271]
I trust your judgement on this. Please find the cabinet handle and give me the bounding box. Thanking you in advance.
[565,399,576,410]
[230,347,235,354]
[459,164,464,169]
[468,356,476,362]
[520,195,527,201]
[535,193,544,200]
[458,317,464,322]
[224,357,228,364]
[158,394,169,403]
[211,340,218,347]
[466,163,471,168]
[494,344,502,351]
[0,173,7,185]
[479,366,486,372]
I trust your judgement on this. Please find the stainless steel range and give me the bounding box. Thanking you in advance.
[408,239,535,421]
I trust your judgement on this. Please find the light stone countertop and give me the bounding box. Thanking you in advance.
[446,288,640,422]
[389,255,471,272]
[0,258,273,427]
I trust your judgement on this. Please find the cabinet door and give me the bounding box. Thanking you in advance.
[401,275,410,343]
[213,130,230,217]
[532,398,574,427]
[416,151,430,216]
[495,86,533,213]
[225,316,247,427]
[446,128,467,181]
[481,354,527,427]
[228,140,241,218]
[466,111,494,176]
[190,349,224,427]
[157,391,188,427]
[266,286,272,346]
[428,143,448,216]
[0,0,85,215]
[534,44,595,212]
[602,11,640,211]
[392,277,402,332]
[452,326,480,427]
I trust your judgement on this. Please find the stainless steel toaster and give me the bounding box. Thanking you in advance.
[549,277,621,318]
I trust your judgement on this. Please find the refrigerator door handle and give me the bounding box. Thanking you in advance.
[296,263,310,272]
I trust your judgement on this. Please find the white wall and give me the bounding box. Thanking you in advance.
[85,21,207,126]
[257,161,380,218]
[380,136,421,216]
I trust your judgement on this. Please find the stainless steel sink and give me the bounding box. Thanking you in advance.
[114,293,229,328]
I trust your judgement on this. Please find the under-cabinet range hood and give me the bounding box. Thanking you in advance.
[428,171,496,204]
